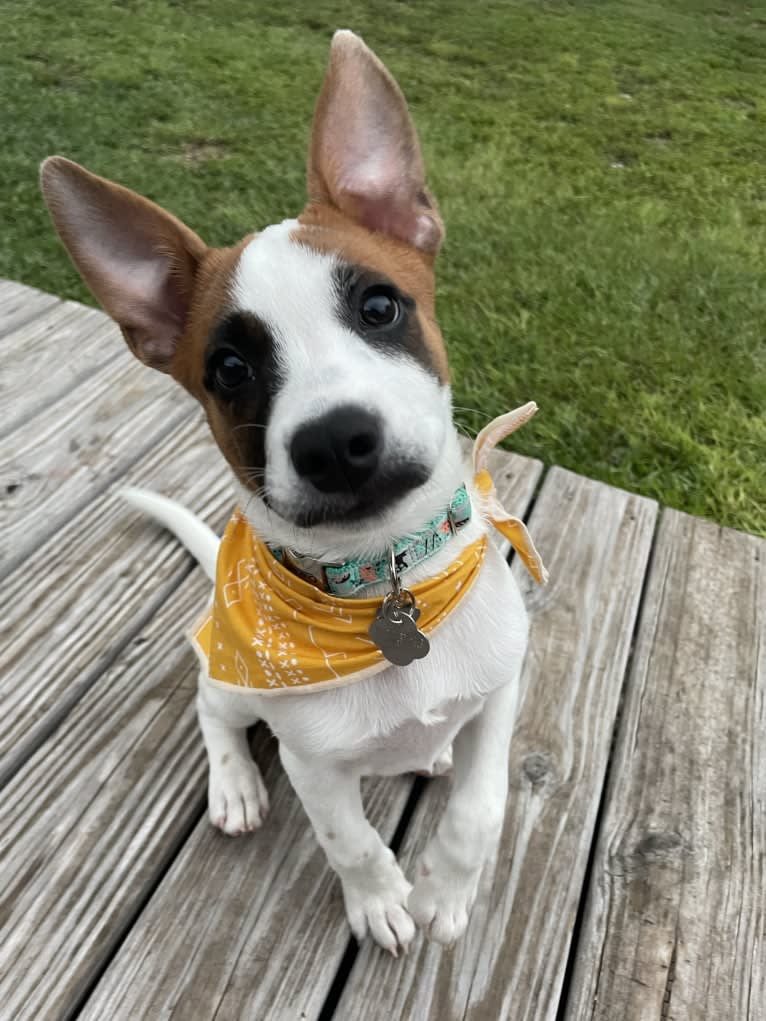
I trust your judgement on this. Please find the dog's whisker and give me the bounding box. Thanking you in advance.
[455,422,479,442]
[452,405,493,421]
[232,423,268,434]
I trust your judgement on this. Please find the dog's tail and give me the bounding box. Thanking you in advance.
[121,487,220,582]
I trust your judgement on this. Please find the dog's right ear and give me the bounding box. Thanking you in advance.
[307,30,444,255]
[40,157,207,372]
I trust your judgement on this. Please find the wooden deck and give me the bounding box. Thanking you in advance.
[1,280,763,1021]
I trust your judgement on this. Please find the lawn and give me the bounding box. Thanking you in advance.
[2,0,764,535]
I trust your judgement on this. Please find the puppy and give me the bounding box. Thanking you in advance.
[40,30,545,954]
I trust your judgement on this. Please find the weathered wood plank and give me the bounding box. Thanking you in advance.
[564,511,766,1020]
[0,416,231,783]
[78,450,543,1021]
[0,279,61,337]
[0,350,195,577]
[0,572,209,1021]
[333,468,658,1021]
[0,299,116,437]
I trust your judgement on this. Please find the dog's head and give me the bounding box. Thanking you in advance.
[41,31,462,559]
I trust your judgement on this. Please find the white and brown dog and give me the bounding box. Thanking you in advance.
[40,31,539,954]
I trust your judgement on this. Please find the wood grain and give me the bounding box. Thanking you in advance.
[0,416,232,783]
[0,299,116,437]
[0,279,61,337]
[77,450,543,1021]
[0,346,194,576]
[564,511,766,1020]
[0,572,210,1021]
[333,468,658,1021]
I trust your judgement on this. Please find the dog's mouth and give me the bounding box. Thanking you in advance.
[266,459,432,529]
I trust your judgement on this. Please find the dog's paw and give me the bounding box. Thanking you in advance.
[408,858,480,944]
[208,758,269,836]
[341,850,415,956]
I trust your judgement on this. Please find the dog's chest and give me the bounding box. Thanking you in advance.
[351,695,483,775]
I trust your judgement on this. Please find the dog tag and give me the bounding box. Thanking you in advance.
[368,591,430,667]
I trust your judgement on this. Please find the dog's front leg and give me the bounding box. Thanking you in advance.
[408,680,518,944]
[280,745,415,956]
[197,677,270,836]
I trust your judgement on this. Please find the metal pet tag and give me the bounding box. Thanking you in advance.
[369,590,430,667]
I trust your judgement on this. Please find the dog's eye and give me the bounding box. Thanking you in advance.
[359,287,400,328]
[212,350,251,391]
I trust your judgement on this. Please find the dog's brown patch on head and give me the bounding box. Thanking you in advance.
[171,235,252,399]
[171,234,282,491]
[294,203,449,383]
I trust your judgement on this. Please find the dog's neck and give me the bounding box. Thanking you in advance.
[268,481,472,597]
[234,425,484,598]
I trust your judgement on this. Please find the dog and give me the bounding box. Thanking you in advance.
[40,30,545,955]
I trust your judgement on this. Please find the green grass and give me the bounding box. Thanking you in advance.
[2,0,764,534]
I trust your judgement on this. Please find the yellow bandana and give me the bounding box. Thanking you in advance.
[192,403,547,695]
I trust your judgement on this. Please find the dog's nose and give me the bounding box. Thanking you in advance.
[290,405,382,493]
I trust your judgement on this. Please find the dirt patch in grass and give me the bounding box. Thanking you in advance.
[174,139,231,164]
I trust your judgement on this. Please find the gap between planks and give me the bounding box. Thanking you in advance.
[552,505,661,1021]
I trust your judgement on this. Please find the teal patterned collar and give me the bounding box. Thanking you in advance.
[269,484,472,597]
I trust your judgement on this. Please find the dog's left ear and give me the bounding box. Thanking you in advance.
[40,156,207,372]
[307,30,444,255]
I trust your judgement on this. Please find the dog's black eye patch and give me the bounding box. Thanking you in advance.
[333,265,437,376]
[204,310,281,494]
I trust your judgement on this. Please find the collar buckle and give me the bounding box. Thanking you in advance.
[447,507,458,536]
